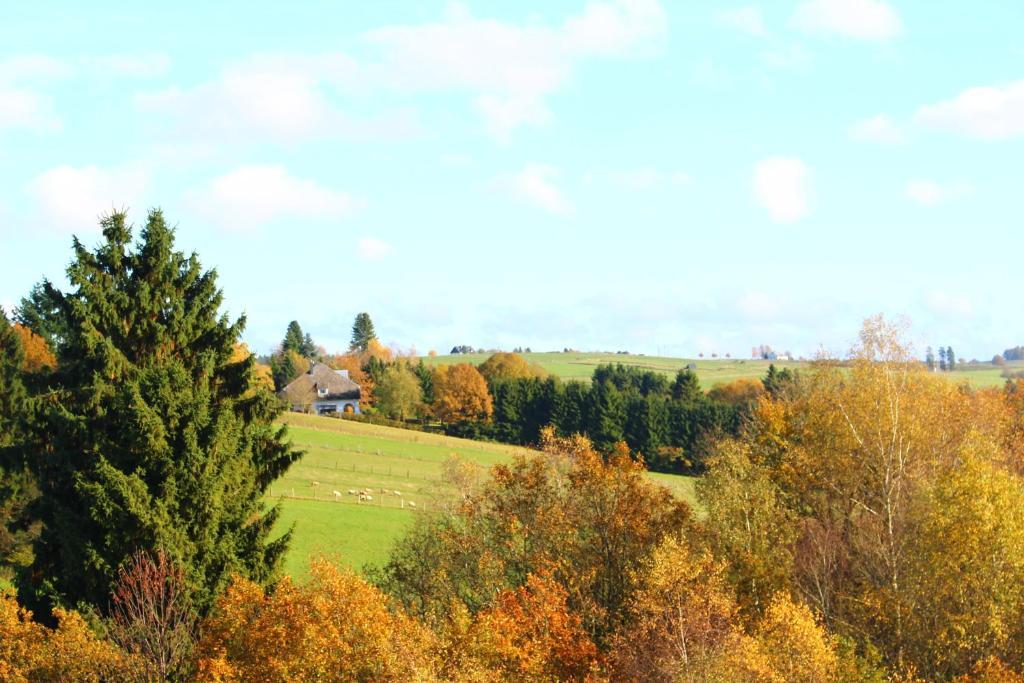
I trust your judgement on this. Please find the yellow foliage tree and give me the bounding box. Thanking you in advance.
[707,377,764,406]
[0,592,131,682]
[477,352,546,384]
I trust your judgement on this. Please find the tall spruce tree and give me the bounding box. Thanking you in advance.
[19,210,301,616]
[946,346,956,371]
[350,312,377,352]
[282,321,305,354]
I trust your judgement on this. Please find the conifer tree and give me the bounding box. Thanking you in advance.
[671,369,702,403]
[19,210,302,616]
[0,310,39,581]
[350,312,377,352]
[282,321,305,354]
[946,346,956,372]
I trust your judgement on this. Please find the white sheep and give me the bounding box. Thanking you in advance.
[347,489,357,495]
[332,490,341,500]
[408,501,417,508]
[365,495,373,502]
[393,490,402,496]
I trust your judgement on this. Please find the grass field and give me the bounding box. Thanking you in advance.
[270,413,698,580]
[422,351,1017,389]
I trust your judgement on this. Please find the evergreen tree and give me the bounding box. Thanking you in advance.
[19,210,302,617]
[670,369,702,403]
[15,282,67,352]
[946,346,956,372]
[938,346,947,372]
[282,321,305,354]
[925,347,935,371]
[350,312,377,352]
[301,332,317,358]
[0,310,40,582]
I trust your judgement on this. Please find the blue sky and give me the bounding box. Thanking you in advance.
[1,0,1022,360]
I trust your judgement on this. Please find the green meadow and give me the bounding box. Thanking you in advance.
[270,413,698,579]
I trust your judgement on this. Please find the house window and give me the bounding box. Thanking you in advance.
[317,386,328,398]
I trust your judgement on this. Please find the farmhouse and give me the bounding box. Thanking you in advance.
[279,363,361,415]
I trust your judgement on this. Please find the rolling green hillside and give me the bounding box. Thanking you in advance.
[423,351,1014,389]
[270,413,698,580]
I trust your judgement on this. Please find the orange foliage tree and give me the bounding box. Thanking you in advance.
[431,363,493,422]
[457,571,599,681]
[12,323,55,372]
[194,560,436,682]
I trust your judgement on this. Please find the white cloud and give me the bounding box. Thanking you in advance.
[137,1,665,142]
[498,164,573,216]
[356,237,392,260]
[791,0,901,41]
[915,81,1024,140]
[925,291,973,318]
[188,165,357,231]
[849,114,904,143]
[752,157,810,223]
[28,165,149,232]
[0,88,60,131]
[715,6,768,36]
[905,179,971,206]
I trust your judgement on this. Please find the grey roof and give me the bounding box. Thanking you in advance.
[279,363,361,404]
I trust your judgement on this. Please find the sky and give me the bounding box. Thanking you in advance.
[1,0,1022,360]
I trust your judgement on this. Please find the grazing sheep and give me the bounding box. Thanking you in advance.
[347,489,357,495]
[365,495,373,502]
[332,490,341,500]
[408,501,417,508]
[393,490,402,496]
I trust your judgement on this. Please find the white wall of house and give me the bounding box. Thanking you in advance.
[312,399,360,415]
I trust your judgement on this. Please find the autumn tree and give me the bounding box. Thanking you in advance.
[11,323,56,372]
[0,592,133,681]
[19,210,302,618]
[702,316,1010,675]
[350,312,377,353]
[707,377,765,407]
[900,437,1024,679]
[431,363,493,423]
[456,571,599,681]
[108,549,198,683]
[696,438,796,617]
[477,352,546,385]
[194,560,436,682]
[375,364,423,421]
[377,429,691,645]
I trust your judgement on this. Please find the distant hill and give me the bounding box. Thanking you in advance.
[421,351,1011,389]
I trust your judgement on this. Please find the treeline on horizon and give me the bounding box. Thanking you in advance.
[7,211,1024,681]
[263,316,793,473]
